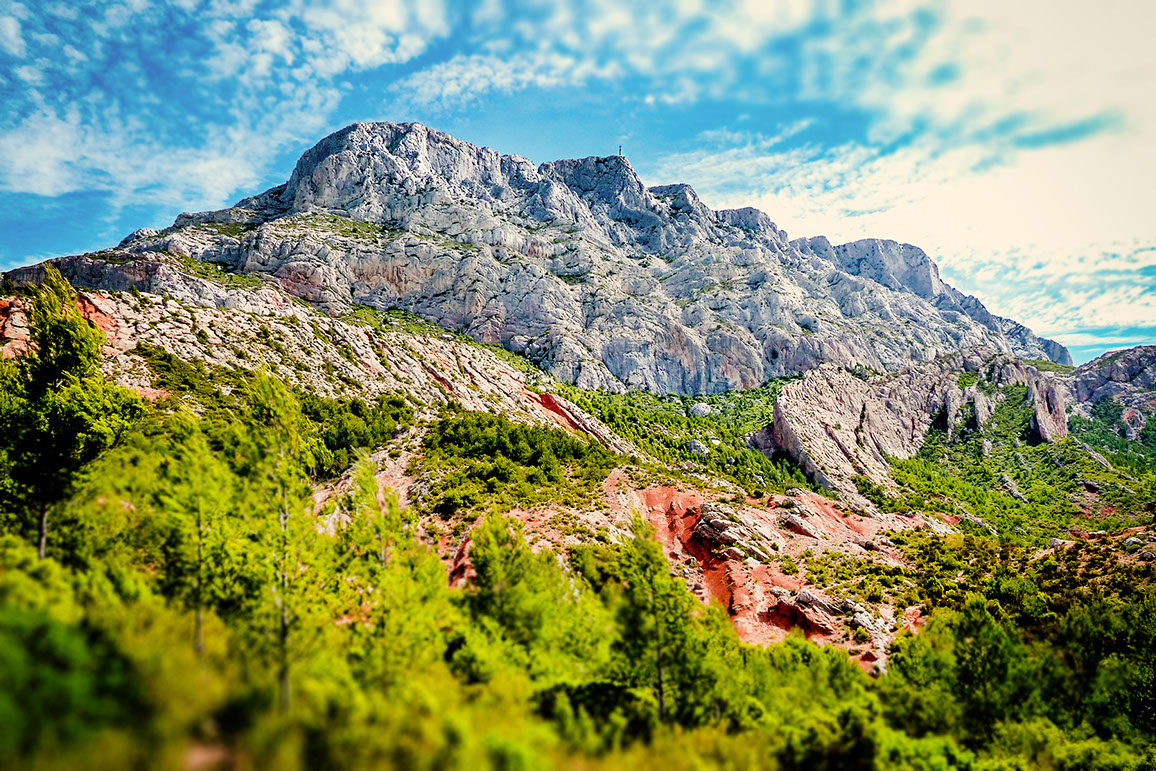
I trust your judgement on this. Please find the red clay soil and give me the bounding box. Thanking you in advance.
[901,605,926,634]
[522,388,585,434]
[382,443,933,661]
[135,386,170,401]
[635,487,928,652]
[421,361,457,397]
[76,293,122,345]
[448,535,475,588]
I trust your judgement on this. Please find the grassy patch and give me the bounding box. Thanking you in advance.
[1020,358,1076,374]
[173,253,267,289]
[558,380,812,495]
[415,408,620,520]
[272,212,399,241]
[201,222,257,239]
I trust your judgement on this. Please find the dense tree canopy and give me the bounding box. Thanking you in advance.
[0,273,1153,768]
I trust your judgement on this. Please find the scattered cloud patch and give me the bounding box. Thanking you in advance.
[0,14,24,56]
[0,0,450,211]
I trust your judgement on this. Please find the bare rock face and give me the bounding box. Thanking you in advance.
[796,238,1075,366]
[1029,376,1069,442]
[1068,346,1156,438]
[7,121,1070,395]
[0,272,634,459]
[766,348,1071,498]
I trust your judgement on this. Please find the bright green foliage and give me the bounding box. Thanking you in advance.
[611,516,720,726]
[419,409,618,518]
[297,390,411,478]
[867,383,1152,543]
[336,457,455,687]
[560,382,812,494]
[20,266,103,397]
[133,340,250,405]
[803,549,907,611]
[454,513,612,683]
[1071,397,1156,478]
[0,267,145,558]
[884,588,1156,760]
[2,273,1155,768]
[0,606,146,757]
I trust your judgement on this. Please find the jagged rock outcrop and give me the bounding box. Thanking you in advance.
[765,348,1070,498]
[5,121,1070,395]
[795,238,1075,365]
[1068,346,1156,438]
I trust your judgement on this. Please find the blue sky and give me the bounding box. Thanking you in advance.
[0,0,1153,363]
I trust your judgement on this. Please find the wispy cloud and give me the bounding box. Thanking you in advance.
[391,49,622,112]
[388,0,847,112]
[0,0,450,211]
[0,12,25,57]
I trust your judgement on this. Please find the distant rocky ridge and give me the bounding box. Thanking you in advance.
[6,121,1070,395]
[759,348,1069,500]
[760,345,1156,504]
[1069,346,1156,438]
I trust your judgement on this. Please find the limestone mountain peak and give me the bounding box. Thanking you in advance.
[9,121,1072,393]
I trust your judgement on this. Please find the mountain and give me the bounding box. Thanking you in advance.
[7,121,1069,395]
[2,123,1154,770]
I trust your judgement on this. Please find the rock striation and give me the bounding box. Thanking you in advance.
[0,279,636,457]
[5,121,1070,395]
[765,348,1071,498]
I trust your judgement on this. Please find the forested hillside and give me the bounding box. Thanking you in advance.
[1,271,1153,769]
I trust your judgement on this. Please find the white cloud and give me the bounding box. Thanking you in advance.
[12,62,40,84]
[0,110,83,196]
[0,15,24,56]
[247,18,293,63]
[0,0,450,213]
[391,49,623,111]
[390,0,840,110]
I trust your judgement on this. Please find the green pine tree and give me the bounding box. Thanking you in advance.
[0,267,142,559]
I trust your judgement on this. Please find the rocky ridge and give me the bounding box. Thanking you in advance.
[761,345,1156,504]
[0,275,635,457]
[6,121,1070,396]
[1068,346,1156,438]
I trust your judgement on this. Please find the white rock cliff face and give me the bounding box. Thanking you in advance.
[764,348,1072,499]
[1068,346,1156,438]
[12,121,1071,395]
